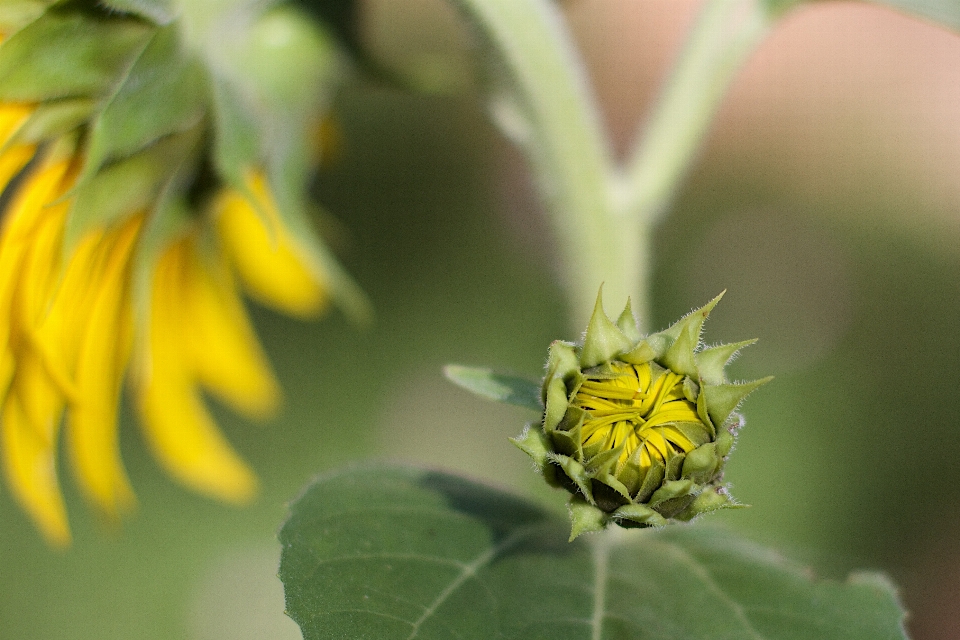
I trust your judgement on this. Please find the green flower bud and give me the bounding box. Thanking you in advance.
[513,288,771,540]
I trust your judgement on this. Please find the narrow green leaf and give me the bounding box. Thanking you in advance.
[0,6,153,101]
[509,425,551,469]
[211,76,372,324]
[443,364,542,411]
[274,192,374,325]
[280,465,908,640]
[661,320,700,379]
[127,192,193,333]
[121,126,205,331]
[567,494,608,541]
[657,292,723,343]
[82,24,208,180]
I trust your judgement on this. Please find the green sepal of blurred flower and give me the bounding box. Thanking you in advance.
[0,0,370,321]
[513,287,771,540]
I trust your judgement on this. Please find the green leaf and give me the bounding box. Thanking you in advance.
[864,0,960,31]
[272,191,374,325]
[696,339,757,386]
[0,6,152,101]
[280,465,908,640]
[127,191,193,330]
[81,24,208,181]
[443,364,542,411]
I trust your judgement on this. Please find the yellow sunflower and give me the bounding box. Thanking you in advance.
[0,104,328,545]
[0,0,365,546]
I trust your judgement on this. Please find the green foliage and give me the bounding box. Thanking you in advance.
[0,0,371,323]
[65,128,201,250]
[0,5,152,101]
[81,24,208,180]
[443,364,542,411]
[279,465,908,640]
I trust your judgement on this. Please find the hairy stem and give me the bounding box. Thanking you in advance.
[620,0,772,228]
[453,0,773,332]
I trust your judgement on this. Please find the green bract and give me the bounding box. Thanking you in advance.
[512,289,771,540]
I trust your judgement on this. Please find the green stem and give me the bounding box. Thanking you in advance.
[620,0,771,227]
[452,0,619,330]
[453,0,772,333]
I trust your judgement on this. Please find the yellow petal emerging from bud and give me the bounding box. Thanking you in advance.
[576,362,698,470]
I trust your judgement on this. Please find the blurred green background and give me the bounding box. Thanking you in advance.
[1,1,959,638]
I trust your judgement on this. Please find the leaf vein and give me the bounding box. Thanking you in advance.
[657,540,768,640]
[309,607,416,627]
[404,524,541,640]
[306,552,467,571]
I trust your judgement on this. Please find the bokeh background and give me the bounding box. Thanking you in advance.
[1,0,959,637]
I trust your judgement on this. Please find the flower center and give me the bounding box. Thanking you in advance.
[573,362,701,469]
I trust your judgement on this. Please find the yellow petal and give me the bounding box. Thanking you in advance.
[13,200,80,410]
[0,103,32,146]
[65,217,141,516]
[137,370,258,504]
[181,241,280,417]
[1,372,70,547]
[0,144,34,193]
[643,403,700,428]
[0,159,69,351]
[134,238,259,503]
[660,426,696,453]
[215,172,326,318]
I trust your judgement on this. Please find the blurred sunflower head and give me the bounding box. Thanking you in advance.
[0,2,368,545]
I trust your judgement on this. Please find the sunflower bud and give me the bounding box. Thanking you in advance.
[512,289,771,540]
